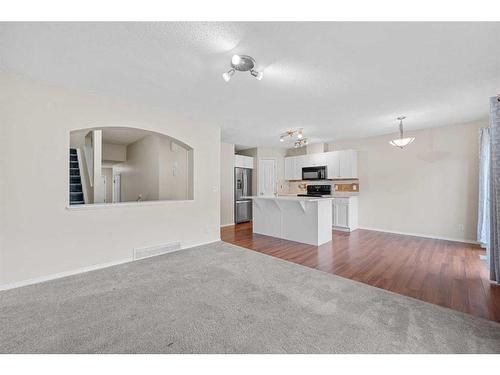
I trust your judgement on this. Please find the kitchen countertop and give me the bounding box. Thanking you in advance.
[277,193,359,198]
[241,195,334,202]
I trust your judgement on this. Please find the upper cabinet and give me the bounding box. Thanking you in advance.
[326,150,358,179]
[235,154,254,169]
[284,150,357,180]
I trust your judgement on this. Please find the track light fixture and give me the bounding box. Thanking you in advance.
[280,129,307,147]
[222,54,264,82]
[222,68,235,82]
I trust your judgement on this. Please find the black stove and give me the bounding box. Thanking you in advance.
[297,184,331,197]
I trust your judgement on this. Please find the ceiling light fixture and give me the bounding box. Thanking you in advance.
[389,116,415,149]
[294,138,308,148]
[222,54,264,82]
[280,128,307,147]
[222,68,235,82]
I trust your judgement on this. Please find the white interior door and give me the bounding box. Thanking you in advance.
[259,159,277,196]
[101,175,107,203]
[113,174,121,203]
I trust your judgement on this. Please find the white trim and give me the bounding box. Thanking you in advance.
[358,226,478,244]
[220,222,235,228]
[0,239,219,291]
[332,226,351,232]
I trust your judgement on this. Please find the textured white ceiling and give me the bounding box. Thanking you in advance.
[1,22,499,148]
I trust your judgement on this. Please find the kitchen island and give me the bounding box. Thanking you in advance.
[246,196,333,246]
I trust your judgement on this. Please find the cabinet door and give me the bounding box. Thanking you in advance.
[234,155,243,168]
[299,154,311,168]
[309,153,326,166]
[235,155,253,169]
[244,156,254,169]
[284,157,294,180]
[338,150,357,178]
[338,151,351,178]
[326,151,340,179]
[337,202,349,227]
[294,156,304,180]
[332,200,349,228]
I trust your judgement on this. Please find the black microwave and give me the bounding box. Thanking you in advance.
[302,166,327,180]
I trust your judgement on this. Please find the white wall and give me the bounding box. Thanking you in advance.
[306,143,327,154]
[328,121,485,242]
[158,138,190,201]
[0,73,220,286]
[220,142,235,226]
[118,134,160,202]
[102,143,126,162]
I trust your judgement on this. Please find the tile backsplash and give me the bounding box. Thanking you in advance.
[287,180,359,194]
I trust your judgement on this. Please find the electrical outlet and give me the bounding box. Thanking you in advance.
[458,224,464,232]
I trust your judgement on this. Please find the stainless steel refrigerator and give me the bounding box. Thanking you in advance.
[235,167,252,223]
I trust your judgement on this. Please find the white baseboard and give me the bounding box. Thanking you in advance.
[0,239,219,291]
[332,226,351,232]
[357,226,478,244]
[220,222,235,228]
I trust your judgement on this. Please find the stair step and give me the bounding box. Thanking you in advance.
[70,201,84,205]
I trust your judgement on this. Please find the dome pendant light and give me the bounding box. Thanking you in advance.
[222,54,264,82]
[389,116,415,149]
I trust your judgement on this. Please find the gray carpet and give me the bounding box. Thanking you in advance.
[1,241,499,353]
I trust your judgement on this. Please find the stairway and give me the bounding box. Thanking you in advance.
[69,148,84,205]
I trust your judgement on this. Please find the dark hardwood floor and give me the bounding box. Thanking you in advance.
[221,222,500,323]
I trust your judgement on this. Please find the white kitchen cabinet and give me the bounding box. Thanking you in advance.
[284,157,294,180]
[294,156,306,179]
[283,150,357,181]
[285,156,300,180]
[338,150,357,179]
[284,155,304,180]
[308,152,326,167]
[325,151,340,179]
[235,154,254,169]
[332,197,358,231]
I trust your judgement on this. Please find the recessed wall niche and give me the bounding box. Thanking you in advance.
[69,127,194,205]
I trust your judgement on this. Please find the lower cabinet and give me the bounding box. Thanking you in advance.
[332,197,358,231]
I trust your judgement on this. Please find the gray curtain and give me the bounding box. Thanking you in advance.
[489,96,500,283]
[478,128,490,249]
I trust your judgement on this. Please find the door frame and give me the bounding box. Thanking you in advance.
[258,158,277,196]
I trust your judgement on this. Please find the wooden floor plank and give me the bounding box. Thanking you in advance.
[221,223,500,323]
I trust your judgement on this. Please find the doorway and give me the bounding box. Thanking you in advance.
[258,158,277,196]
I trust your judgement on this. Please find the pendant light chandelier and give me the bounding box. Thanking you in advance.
[389,116,415,149]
